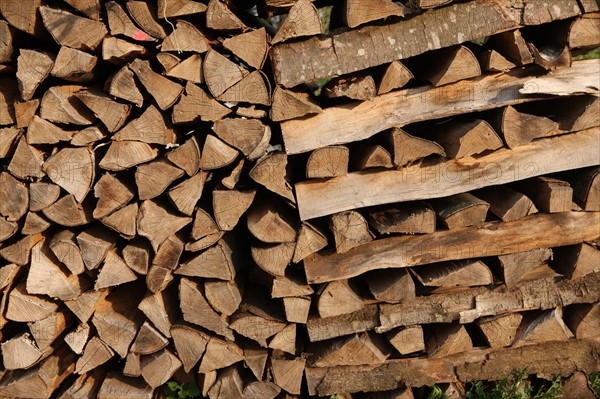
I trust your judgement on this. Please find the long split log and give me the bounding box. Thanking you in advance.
[280,60,599,154]
[304,211,600,283]
[304,339,600,396]
[270,0,581,88]
[295,127,600,220]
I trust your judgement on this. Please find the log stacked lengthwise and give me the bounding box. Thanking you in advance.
[0,0,599,398]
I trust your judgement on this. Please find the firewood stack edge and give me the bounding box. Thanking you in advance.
[0,0,599,397]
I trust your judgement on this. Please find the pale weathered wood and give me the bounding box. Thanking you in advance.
[218,70,271,106]
[166,54,202,83]
[137,199,191,251]
[97,374,153,399]
[489,30,534,66]
[307,146,349,178]
[52,46,97,82]
[270,0,581,87]
[413,260,493,289]
[1,333,44,369]
[498,105,559,149]
[330,210,374,253]
[251,242,295,277]
[345,0,405,28]
[17,50,54,101]
[271,86,322,122]
[304,211,600,283]
[280,60,598,155]
[387,325,425,355]
[318,280,365,318]
[223,28,268,69]
[43,147,95,202]
[140,349,182,388]
[435,119,503,159]
[295,127,600,220]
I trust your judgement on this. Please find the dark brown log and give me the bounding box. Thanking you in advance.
[271,0,321,44]
[562,371,597,399]
[528,43,571,71]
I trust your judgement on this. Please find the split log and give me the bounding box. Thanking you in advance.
[64,323,90,354]
[1,333,45,370]
[27,116,73,144]
[103,38,149,64]
[386,128,445,167]
[369,202,436,234]
[387,325,425,355]
[366,269,415,303]
[512,308,573,347]
[292,222,328,263]
[92,285,144,358]
[306,145,349,178]
[426,324,473,357]
[43,195,92,227]
[6,282,59,322]
[230,312,286,347]
[203,49,248,98]
[272,275,313,298]
[95,249,137,290]
[135,158,183,200]
[93,173,134,220]
[435,119,503,159]
[513,177,573,213]
[528,43,571,71]
[123,354,142,377]
[105,66,144,107]
[161,20,209,53]
[311,332,390,367]
[166,54,202,83]
[243,381,281,399]
[0,78,18,125]
[97,374,153,399]
[179,277,234,340]
[280,60,598,154]
[474,186,537,222]
[113,105,174,145]
[157,0,207,18]
[131,321,169,355]
[378,60,413,95]
[126,1,167,39]
[187,209,224,252]
[295,127,600,220]
[223,28,269,69]
[271,0,321,44]
[566,303,600,339]
[43,147,95,202]
[318,280,365,318]
[571,166,600,211]
[429,193,489,230]
[304,211,600,283]
[412,260,493,289]
[77,90,130,132]
[270,86,322,122]
[323,74,377,101]
[75,336,114,374]
[213,188,256,231]
[0,126,21,157]
[130,59,183,110]
[200,134,239,170]
[17,50,54,101]
[270,0,580,87]
[477,313,523,348]
[171,323,209,373]
[416,46,481,87]
[0,0,43,35]
[562,371,597,399]
[206,0,247,31]
[106,1,155,41]
[489,30,534,66]
[172,82,231,123]
[0,172,28,222]
[352,144,394,170]
[0,20,12,63]
[213,118,270,160]
[477,49,516,72]
[167,136,200,176]
[40,6,107,51]
[553,243,600,279]
[569,14,600,50]
[146,234,184,293]
[76,226,115,270]
[140,349,182,388]
[52,46,97,82]
[330,210,374,253]
[137,200,192,251]
[138,288,178,338]
[345,0,406,28]
[304,339,600,396]
[247,200,297,243]
[198,336,243,372]
[205,279,242,316]
[123,240,151,275]
[497,105,559,149]
[250,152,295,202]
[218,70,271,106]
[251,242,295,277]
[40,85,95,125]
[167,171,208,216]
[244,345,268,380]
[64,289,107,324]
[283,296,311,324]
[271,357,306,395]
[497,248,555,287]
[14,100,37,128]
[0,346,75,399]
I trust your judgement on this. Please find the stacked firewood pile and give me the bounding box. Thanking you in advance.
[0,0,599,397]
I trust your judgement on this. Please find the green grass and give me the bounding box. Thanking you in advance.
[574,46,600,60]
[589,371,600,397]
[163,381,202,399]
